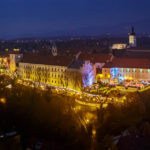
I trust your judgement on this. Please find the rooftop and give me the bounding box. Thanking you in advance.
[104,57,150,69]
[112,48,150,58]
[68,60,85,69]
[21,54,74,66]
[78,52,112,63]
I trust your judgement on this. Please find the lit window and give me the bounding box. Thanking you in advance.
[140,69,143,73]
[127,68,129,72]
[148,69,150,73]
[133,68,136,72]
[121,68,124,72]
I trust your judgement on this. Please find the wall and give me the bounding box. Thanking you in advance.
[102,67,150,82]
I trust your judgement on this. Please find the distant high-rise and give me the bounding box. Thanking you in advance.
[129,26,136,47]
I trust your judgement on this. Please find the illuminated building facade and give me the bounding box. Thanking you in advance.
[16,54,95,91]
[78,52,114,83]
[68,60,95,90]
[112,44,127,50]
[19,62,69,87]
[10,53,23,72]
[129,27,136,48]
[0,54,9,74]
[101,58,150,83]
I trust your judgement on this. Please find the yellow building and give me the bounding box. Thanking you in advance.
[18,55,72,87]
[10,53,23,72]
[17,54,94,91]
[0,54,9,74]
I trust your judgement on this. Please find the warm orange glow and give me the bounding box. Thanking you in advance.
[97,74,110,79]
[129,77,133,80]
[0,98,6,104]
[13,48,20,52]
[92,128,96,136]
[99,74,103,78]
[86,119,90,124]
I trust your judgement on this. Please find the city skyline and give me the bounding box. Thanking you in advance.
[0,0,150,39]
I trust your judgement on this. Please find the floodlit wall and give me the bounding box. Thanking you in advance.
[112,44,127,50]
[102,67,150,82]
[10,54,23,72]
[129,35,136,47]
[67,69,82,91]
[19,63,68,87]
[18,61,95,91]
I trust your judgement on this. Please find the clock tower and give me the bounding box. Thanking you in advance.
[129,26,136,47]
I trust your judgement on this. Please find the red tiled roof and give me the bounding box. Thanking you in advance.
[0,54,9,58]
[21,54,73,66]
[104,58,150,69]
[78,52,111,63]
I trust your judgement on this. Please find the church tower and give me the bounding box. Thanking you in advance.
[129,26,136,47]
[52,43,57,56]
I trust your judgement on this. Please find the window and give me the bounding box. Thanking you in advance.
[140,69,143,73]
[133,68,136,72]
[148,69,150,73]
[121,68,124,72]
[127,68,129,72]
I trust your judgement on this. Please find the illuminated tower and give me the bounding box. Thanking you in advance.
[52,43,57,56]
[129,26,136,47]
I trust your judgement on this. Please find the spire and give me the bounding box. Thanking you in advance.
[129,26,136,47]
[52,42,58,56]
[131,26,135,35]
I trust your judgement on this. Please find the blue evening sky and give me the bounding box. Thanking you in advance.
[0,0,150,38]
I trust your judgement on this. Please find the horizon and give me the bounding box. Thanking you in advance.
[0,0,150,39]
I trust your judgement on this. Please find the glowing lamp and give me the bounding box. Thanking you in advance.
[99,74,103,78]
[92,129,96,136]
[0,98,6,104]
[129,77,133,80]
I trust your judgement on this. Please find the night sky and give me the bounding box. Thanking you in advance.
[0,0,150,38]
